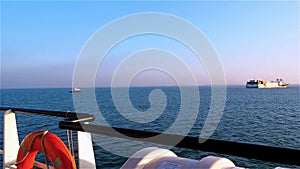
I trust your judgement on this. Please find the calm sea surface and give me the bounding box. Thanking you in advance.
[0,86,299,168]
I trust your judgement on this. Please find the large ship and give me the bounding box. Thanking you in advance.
[246,78,289,88]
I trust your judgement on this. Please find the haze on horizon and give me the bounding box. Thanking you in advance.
[1,1,299,89]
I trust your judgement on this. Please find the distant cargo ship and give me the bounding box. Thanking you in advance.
[246,78,289,88]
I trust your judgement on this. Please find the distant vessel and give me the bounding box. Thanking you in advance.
[69,88,81,92]
[246,78,289,88]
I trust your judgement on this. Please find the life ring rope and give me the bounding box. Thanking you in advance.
[40,130,50,168]
[15,130,49,165]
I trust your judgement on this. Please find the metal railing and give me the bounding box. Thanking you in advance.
[59,121,300,166]
[0,107,96,169]
[1,107,299,166]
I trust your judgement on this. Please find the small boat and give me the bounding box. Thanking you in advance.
[69,88,81,92]
[246,78,289,88]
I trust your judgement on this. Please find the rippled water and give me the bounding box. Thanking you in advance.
[0,86,299,168]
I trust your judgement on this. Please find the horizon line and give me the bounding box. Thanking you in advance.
[1,83,300,90]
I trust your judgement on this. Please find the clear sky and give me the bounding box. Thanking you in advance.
[1,1,299,88]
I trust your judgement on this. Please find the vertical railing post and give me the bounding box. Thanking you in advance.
[3,109,19,169]
[77,122,96,169]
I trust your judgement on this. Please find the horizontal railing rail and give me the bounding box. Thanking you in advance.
[59,121,300,166]
[0,107,95,122]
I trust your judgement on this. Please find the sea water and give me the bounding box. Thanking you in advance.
[0,86,299,168]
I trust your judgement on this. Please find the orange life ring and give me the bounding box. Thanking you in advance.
[16,130,76,169]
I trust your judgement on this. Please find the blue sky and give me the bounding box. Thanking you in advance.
[1,1,299,88]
